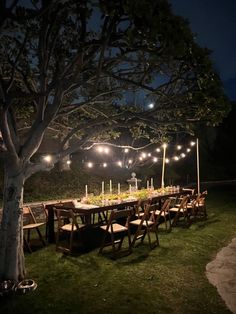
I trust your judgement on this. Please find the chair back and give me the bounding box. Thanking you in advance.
[54,208,80,231]
[30,204,47,224]
[108,208,133,225]
[22,206,36,225]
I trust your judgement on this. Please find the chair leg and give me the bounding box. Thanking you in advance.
[171,212,180,227]
[24,235,32,253]
[69,232,74,254]
[35,227,46,246]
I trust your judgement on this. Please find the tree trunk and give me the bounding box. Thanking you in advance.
[0,168,25,281]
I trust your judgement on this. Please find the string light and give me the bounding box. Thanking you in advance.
[43,155,52,163]
[83,139,197,168]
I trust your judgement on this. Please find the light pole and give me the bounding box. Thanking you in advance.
[161,143,167,188]
[196,138,200,194]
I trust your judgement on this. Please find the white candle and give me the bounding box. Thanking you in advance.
[118,183,120,194]
[85,185,88,198]
[135,178,138,190]
[109,179,112,193]
[151,178,153,188]
[102,181,104,195]
[129,184,132,193]
[147,180,149,189]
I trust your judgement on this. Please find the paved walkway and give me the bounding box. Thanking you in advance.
[206,238,236,314]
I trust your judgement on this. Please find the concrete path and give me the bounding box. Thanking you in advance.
[206,238,236,314]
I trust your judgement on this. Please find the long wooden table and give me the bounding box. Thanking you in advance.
[46,190,189,243]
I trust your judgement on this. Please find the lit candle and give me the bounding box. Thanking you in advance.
[109,179,112,193]
[129,184,132,194]
[151,178,153,189]
[118,183,120,194]
[85,185,88,198]
[102,181,104,195]
[135,178,138,190]
[147,180,149,189]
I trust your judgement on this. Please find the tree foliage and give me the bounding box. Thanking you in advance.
[0,0,230,170]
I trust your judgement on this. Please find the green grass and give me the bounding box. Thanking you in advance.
[1,186,236,314]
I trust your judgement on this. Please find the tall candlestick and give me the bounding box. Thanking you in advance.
[102,181,104,195]
[109,179,112,193]
[118,183,120,194]
[129,184,132,194]
[85,185,88,198]
[147,180,149,189]
[135,178,138,190]
[151,177,153,189]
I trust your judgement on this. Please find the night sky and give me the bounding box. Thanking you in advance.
[170,0,236,101]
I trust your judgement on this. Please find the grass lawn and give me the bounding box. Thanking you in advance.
[1,185,236,314]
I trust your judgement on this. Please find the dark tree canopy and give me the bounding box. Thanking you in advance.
[0,0,230,171]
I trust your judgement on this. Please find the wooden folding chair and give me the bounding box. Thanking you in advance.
[22,206,46,252]
[152,198,172,231]
[169,195,190,227]
[134,198,152,218]
[54,207,85,254]
[99,208,133,259]
[190,191,208,219]
[130,204,159,249]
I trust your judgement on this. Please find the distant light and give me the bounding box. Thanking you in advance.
[66,160,71,165]
[165,158,170,163]
[174,156,179,161]
[139,157,143,161]
[190,141,196,146]
[141,152,147,158]
[103,163,107,168]
[117,161,122,167]
[148,153,151,157]
[43,155,52,163]
[153,157,158,162]
[156,148,161,152]
[87,162,93,168]
[96,146,104,153]
[162,143,167,149]
[181,153,186,158]
[128,159,132,164]
[177,145,182,150]
[96,146,109,154]
[148,103,154,109]
[186,148,191,153]
[124,148,129,153]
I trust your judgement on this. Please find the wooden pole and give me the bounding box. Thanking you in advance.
[161,144,167,188]
[196,138,200,194]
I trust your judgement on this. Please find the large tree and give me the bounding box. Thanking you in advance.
[0,0,230,281]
